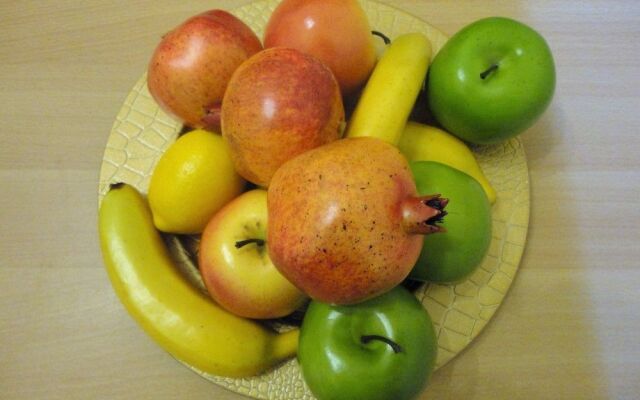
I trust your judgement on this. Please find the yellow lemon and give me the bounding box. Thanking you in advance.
[148,129,245,234]
[398,122,497,203]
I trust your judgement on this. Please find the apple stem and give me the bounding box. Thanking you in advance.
[201,102,222,133]
[371,30,391,45]
[234,238,265,249]
[361,335,403,353]
[480,63,499,80]
[401,194,448,235]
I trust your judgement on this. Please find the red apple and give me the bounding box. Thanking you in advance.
[264,0,376,96]
[147,10,262,131]
[221,47,344,187]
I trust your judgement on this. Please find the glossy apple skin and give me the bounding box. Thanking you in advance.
[268,137,440,305]
[198,189,308,319]
[263,0,376,95]
[221,47,344,187]
[147,10,262,131]
[427,17,555,144]
[299,286,437,400]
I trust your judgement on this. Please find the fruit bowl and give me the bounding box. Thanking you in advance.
[98,0,530,398]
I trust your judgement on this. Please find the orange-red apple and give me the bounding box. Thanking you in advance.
[199,189,308,319]
[221,47,344,187]
[264,0,377,95]
[147,10,262,131]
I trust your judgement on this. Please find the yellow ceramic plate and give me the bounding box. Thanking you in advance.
[99,1,530,398]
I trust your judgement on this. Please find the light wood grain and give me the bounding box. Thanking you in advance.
[1,1,639,399]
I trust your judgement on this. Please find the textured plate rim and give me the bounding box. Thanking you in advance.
[98,1,530,399]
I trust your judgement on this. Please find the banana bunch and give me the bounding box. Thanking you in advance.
[98,183,298,378]
[346,32,432,145]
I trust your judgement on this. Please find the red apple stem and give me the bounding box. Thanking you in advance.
[371,30,391,45]
[201,102,222,133]
[480,63,499,80]
[401,194,448,235]
[361,335,403,353]
[234,238,265,249]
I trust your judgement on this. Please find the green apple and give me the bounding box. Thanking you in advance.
[298,286,437,400]
[427,17,555,144]
[198,189,308,319]
[409,161,492,283]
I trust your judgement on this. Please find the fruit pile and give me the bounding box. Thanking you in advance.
[99,1,555,399]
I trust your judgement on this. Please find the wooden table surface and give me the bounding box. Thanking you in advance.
[2,1,639,399]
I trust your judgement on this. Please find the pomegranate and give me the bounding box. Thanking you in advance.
[267,137,447,304]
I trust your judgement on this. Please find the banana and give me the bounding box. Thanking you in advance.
[99,183,298,378]
[398,122,497,203]
[345,32,432,145]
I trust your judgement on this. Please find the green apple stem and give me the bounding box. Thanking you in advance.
[361,335,403,353]
[234,238,265,249]
[480,63,499,80]
[401,194,448,235]
[371,30,391,45]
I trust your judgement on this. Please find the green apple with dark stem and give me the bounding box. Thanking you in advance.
[427,17,555,144]
[198,189,308,319]
[298,286,437,400]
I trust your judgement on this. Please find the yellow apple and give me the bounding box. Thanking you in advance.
[198,189,308,319]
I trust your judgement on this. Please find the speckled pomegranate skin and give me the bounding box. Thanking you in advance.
[267,137,424,304]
